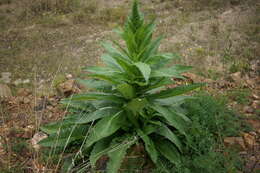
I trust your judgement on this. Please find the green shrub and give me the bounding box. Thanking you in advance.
[39,0,204,172]
[153,93,243,173]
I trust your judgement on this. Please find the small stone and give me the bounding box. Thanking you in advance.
[0,84,12,98]
[251,100,259,110]
[57,79,80,97]
[23,97,31,104]
[23,79,30,84]
[0,72,11,83]
[243,106,254,114]
[252,94,259,100]
[242,133,256,149]
[14,79,23,86]
[47,105,54,111]
[66,74,73,79]
[224,137,246,151]
[17,88,31,97]
[230,72,242,83]
[31,132,48,150]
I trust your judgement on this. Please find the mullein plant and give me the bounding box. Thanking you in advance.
[39,0,203,172]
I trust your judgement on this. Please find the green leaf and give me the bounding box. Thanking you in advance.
[141,36,163,61]
[90,137,111,167]
[101,54,123,71]
[39,125,88,147]
[61,93,125,104]
[76,107,121,124]
[151,65,192,78]
[102,42,130,62]
[155,139,181,165]
[143,78,172,93]
[156,124,183,152]
[90,135,137,170]
[40,120,74,134]
[126,98,148,113]
[61,155,74,173]
[169,107,190,122]
[107,136,136,173]
[143,121,162,135]
[117,83,136,99]
[87,73,122,84]
[134,62,151,83]
[84,111,125,148]
[137,130,158,163]
[151,104,186,136]
[155,96,194,106]
[146,53,180,67]
[149,83,204,99]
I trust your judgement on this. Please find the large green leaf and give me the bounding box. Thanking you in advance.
[151,104,186,136]
[151,65,192,78]
[76,107,121,124]
[143,78,172,93]
[155,96,194,106]
[40,120,74,134]
[90,135,137,170]
[137,130,158,163]
[146,53,180,68]
[84,112,125,148]
[61,93,125,104]
[87,73,122,84]
[156,124,183,152]
[155,139,181,165]
[149,83,204,99]
[117,83,136,99]
[90,137,111,167]
[101,53,123,71]
[169,107,190,122]
[142,121,162,135]
[39,125,88,147]
[126,98,148,113]
[107,136,136,173]
[140,36,163,61]
[102,42,130,62]
[134,62,151,83]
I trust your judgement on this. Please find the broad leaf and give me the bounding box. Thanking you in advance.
[137,130,158,163]
[155,96,194,106]
[107,136,136,173]
[90,137,111,167]
[40,120,74,134]
[134,62,151,83]
[155,139,181,165]
[84,111,125,148]
[61,93,125,104]
[151,65,192,78]
[149,83,204,99]
[151,104,186,136]
[76,107,121,124]
[126,98,148,113]
[39,125,88,147]
[156,124,183,152]
[117,83,136,99]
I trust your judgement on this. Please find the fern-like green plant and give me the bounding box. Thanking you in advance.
[39,0,203,172]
